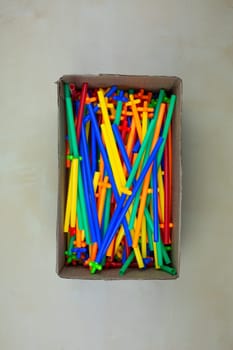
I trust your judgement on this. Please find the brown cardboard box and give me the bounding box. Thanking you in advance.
[56,74,182,280]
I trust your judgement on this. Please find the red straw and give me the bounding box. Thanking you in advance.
[164,140,170,244]
[123,236,130,258]
[76,82,88,142]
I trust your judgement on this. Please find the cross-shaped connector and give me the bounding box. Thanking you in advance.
[148,98,158,108]
[64,250,76,264]
[135,89,152,102]
[85,96,97,104]
[137,101,154,115]
[98,177,111,189]
[113,90,128,103]
[89,261,103,274]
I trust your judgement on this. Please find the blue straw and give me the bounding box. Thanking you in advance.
[105,85,117,98]
[132,140,141,153]
[79,142,98,244]
[87,103,133,246]
[122,244,127,264]
[75,100,80,119]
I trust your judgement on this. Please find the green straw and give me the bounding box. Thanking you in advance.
[161,242,171,264]
[144,207,170,265]
[119,250,135,276]
[157,94,176,166]
[64,84,78,158]
[103,188,112,236]
[144,207,153,232]
[114,101,123,125]
[101,256,106,267]
[160,265,177,275]
[68,235,75,254]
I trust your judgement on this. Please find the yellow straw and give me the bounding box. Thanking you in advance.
[70,159,78,228]
[157,166,164,222]
[114,226,125,254]
[99,155,104,182]
[85,120,90,140]
[97,176,109,226]
[132,103,166,247]
[126,118,136,156]
[106,239,115,257]
[142,110,148,140]
[90,242,98,262]
[141,216,147,258]
[93,171,100,192]
[153,242,160,269]
[129,95,143,143]
[63,160,74,232]
[134,246,144,268]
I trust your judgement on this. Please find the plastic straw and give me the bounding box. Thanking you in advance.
[64,163,73,232]
[76,83,88,142]
[64,83,78,158]
[119,250,135,276]
[112,124,132,175]
[157,95,176,166]
[152,158,159,242]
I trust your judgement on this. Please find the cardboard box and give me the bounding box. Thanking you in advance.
[56,74,182,280]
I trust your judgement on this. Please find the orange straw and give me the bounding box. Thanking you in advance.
[75,219,81,247]
[90,242,98,262]
[97,176,110,226]
[168,127,172,214]
[106,237,115,258]
[126,118,136,155]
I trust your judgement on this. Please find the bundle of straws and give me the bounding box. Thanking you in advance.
[64,82,176,275]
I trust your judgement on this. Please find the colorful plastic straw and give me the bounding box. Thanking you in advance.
[63,83,177,276]
[76,83,88,141]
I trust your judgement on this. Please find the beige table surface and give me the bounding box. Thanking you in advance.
[0,1,233,349]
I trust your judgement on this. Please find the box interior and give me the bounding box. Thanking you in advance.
[56,74,182,280]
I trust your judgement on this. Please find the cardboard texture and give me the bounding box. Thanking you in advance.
[56,74,182,280]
